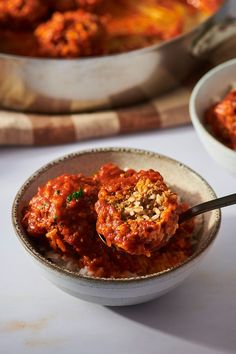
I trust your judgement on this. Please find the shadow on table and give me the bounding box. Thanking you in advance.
[109,214,236,353]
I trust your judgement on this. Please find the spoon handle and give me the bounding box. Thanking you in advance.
[179,193,236,223]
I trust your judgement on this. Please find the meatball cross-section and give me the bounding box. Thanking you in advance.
[95,164,180,256]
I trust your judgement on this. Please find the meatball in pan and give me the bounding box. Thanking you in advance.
[35,10,106,57]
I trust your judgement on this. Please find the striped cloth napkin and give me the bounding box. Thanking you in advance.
[0,35,235,146]
[0,86,191,146]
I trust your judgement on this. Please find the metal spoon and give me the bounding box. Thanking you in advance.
[178,192,236,223]
[98,193,236,247]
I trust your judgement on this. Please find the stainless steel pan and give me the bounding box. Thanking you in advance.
[0,0,234,114]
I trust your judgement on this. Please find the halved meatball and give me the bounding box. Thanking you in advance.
[95,164,180,256]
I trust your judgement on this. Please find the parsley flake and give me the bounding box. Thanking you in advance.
[67,188,84,202]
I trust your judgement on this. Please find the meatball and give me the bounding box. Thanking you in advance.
[22,174,99,254]
[34,10,106,58]
[95,164,180,257]
[0,0,48,27]
[205,90,236,150]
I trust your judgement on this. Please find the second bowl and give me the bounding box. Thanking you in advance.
[190,58,236,177]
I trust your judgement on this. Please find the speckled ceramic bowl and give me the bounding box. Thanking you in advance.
[190,59,236,177]
[12,148,221,306]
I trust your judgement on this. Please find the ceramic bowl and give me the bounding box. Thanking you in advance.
[12,147,221,306]
[190,59,236,177]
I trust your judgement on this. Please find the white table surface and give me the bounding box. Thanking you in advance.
[1,2,236,354]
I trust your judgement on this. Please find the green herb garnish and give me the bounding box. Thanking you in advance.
[67,188,84,202]
[53,215,58,222]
